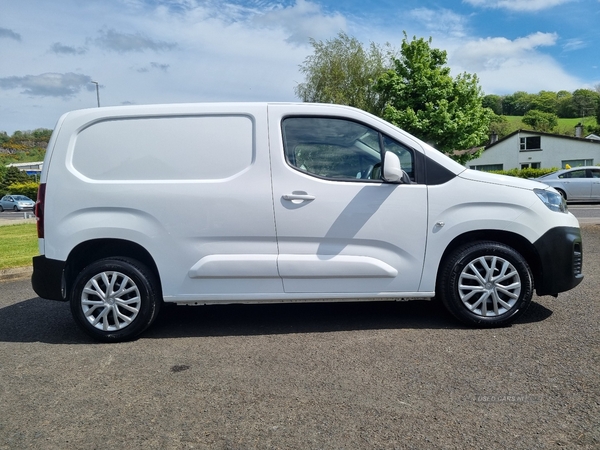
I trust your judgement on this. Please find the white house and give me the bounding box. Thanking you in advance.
[466,130,600,171]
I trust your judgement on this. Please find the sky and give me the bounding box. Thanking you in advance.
[1,0,599,134]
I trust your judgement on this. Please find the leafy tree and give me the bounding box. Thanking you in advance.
[502,91,535,115]
[488,114,512,140]
[374,34,492,161]
[556,91,576,118]
[482,94,503,115]
[1,166,30,196]
[572,89,600,118]
[3,166,30,184]
[295,32,395,115]
[522,110,558,132]
[530,91,558,113]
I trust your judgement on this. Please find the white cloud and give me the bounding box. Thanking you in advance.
[93,28,178,53]
[452,32,558,71]
[0,73,93,98]
[562,38,587,52]
[408,8,469,38]
[450,33,582,93]
[463,0,575,12]
[253,0,347,44]
[50,42,87,55]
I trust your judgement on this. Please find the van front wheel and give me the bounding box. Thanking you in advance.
[437,242,533,327]
[70,257,161,342]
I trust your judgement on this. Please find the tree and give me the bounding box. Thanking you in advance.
[0,166,31,196]
[556,91,576,118]
[374,34,492,161]
[530,91,558,114]
[295,32,395,116]
[488,114,512,140]
[596,85,600,126]
[502,91,535,115]
[572,89,600,118]
[482,94,503,115]
[522,110,558,132]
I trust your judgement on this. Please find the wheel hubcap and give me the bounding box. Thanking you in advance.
[81,271,141,331]
[458,256,521,317]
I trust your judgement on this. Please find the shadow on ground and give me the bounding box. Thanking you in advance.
[0,296,553,344]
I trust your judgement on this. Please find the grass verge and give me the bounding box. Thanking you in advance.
[0,223,38,269]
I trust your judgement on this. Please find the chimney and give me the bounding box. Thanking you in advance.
[489,132,498,144]
[575,123,583,138]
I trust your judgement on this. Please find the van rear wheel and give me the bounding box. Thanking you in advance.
[70,257,161,342]
[437,242,533,327]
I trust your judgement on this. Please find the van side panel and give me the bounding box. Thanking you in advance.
[43,104,283,300]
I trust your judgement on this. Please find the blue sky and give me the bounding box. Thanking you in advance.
[1,0,599,134]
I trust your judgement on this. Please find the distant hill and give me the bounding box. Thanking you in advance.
[0,129,51,165]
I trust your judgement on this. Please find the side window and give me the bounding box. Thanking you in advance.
[282,117,414,181]
[560,169,586,179]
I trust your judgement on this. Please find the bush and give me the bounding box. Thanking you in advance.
[5,181,40,200]
[490,167,559,179]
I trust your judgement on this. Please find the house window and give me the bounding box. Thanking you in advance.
[520,136,541,151]
[561,159,593,169]
[470,164,503,172]
[521,163,541,169]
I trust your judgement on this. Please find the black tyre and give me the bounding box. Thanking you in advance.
[0,205,3,212]
[556,189,567,200]
[70,257,161,342]
[13,205,18,211]
[437,241,533,327]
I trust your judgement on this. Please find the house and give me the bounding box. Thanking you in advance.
[466,130,600,171]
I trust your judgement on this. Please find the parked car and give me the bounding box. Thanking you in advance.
[0,195,35,211]
[535,166,600,202]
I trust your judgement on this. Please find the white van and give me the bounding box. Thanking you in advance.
[32,103,583,342]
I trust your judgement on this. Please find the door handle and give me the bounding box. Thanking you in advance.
[282,193,315,201]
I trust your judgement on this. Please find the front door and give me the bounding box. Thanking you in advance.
[268,108,428,295]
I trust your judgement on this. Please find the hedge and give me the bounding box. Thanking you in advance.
[4,182,40,200]
[489,167,559,179]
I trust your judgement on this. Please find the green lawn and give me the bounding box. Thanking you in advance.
[0,223,38,269]
[504,115,597,135]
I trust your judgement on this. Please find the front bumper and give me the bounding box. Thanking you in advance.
[31,256,66,301]
[534,226,583,296]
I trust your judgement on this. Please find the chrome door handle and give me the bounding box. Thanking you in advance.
[282,194,315,201]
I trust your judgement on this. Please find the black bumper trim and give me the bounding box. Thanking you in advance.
[31,256,67,301]
[533,226,583,296]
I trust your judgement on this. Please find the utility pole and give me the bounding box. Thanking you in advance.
[91,81,100,107]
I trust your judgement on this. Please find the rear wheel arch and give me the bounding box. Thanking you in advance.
[65,239,162,299]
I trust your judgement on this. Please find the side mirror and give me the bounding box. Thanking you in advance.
[382,152,403,183]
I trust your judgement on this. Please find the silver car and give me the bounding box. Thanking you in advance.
[535,166,600,202]
[0,195,35,211]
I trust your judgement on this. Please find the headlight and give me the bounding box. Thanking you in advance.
[534,188,567,213]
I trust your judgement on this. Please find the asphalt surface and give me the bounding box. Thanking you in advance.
[0,225,599,449]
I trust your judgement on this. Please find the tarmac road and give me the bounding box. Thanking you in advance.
[0,225,599,449]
